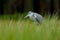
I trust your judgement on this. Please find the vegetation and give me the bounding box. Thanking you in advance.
[0,14,60,40]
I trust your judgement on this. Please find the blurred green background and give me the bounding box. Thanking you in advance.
[0,0,60,40]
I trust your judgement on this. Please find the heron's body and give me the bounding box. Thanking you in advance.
[24,11,43,24]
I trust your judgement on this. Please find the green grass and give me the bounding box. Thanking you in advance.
[0,14,60,40]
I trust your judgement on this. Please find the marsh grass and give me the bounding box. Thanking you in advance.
[0,14,60,40]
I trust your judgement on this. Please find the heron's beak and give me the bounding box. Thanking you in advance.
[24,15,29,19]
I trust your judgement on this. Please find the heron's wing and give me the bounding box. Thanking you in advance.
[34,14,40,24]
[36,18,39,22]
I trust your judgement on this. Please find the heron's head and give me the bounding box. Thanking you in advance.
[28,11,34,16]
[24,11,34,19]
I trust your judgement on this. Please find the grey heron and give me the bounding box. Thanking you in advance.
[24,11,43,24]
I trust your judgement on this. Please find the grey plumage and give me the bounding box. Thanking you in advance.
[24,11,43,24]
